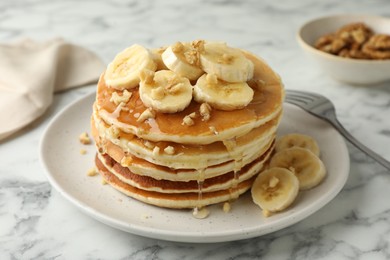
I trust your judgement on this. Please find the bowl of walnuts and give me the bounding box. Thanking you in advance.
[297,14,390,85]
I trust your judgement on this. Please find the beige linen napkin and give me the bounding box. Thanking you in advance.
[0,38,105,141]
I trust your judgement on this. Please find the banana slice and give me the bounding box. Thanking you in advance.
[269,147,326,190]
[150,47,169,71]
[105,44,157,90]
[275,133,320,156]
[139,70,193,113]
[161,42,204,81]
[251,167,299,213]
[193,73,254,111]
[200,42,254,83]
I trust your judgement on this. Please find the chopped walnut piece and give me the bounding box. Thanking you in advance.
[151,86,165,100]
[351,29,367,44]
[315,33,336,53]
[164,146,175,155]
[182,113,196,126]
[79,132,91,145]
[137,108,155,122]
[182,115,194,126]
[209,126,218,135]
[331,38,347,53]
[188,112,196,118]
[80,149,87,155]
[87,167,97,176]
[110,101,125,119]
[121,156,133,167]
[165,75,181,92]
[110,90,132,105]
[336,23,373,45]
[167,82,185,95]
[191,40,205,53]
[184,49,198,65]
[144,141,154,149]
[185,40,205,66]
[222,202,231,213]
[200,103,211,121]
[152,146,160,156]
[172,41,203,66]
[362,34,390,59]
[107,126,120,138]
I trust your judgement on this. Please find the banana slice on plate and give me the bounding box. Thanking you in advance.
[105,44,157,90]
[251,167,299,214]
[139,70,193,113]
[161,42,204,81]
[269,147,326,190]
[193,73,254,111]
[200,42,254,83]
[275,133,320,156]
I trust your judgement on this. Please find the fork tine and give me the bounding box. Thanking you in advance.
[285,90,326,105]
[284,92,312,105]
[286,90,323,100]
[285,96,311,105]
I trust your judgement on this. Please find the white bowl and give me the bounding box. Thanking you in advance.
[297,14,390,85]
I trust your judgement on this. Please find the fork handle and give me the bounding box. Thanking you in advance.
[328,116,390,171]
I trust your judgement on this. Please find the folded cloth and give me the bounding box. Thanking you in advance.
[0,38,105,141]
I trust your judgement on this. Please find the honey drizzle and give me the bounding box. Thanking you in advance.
[231,156,243,199]
[193,167,209,218]
[195,168,206,211]
[222,138,242,201]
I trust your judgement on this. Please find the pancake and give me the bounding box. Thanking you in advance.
[91,111,281,169]
[94,52,284,145]
[90,41,284,212]
[97,143,272,194]
[92,125,275,182]
[96,155,258,209]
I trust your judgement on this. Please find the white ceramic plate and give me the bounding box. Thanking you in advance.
[40,92,350,243]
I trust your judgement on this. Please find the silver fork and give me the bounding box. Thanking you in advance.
[285,89,390,170]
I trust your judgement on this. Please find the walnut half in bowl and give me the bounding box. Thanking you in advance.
[297,14,390,85]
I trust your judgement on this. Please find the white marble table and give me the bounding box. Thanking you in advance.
[1,0,390,259]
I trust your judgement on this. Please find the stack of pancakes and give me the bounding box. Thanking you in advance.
[91,44,284,210]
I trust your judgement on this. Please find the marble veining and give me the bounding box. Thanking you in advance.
[1,0,390,259]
